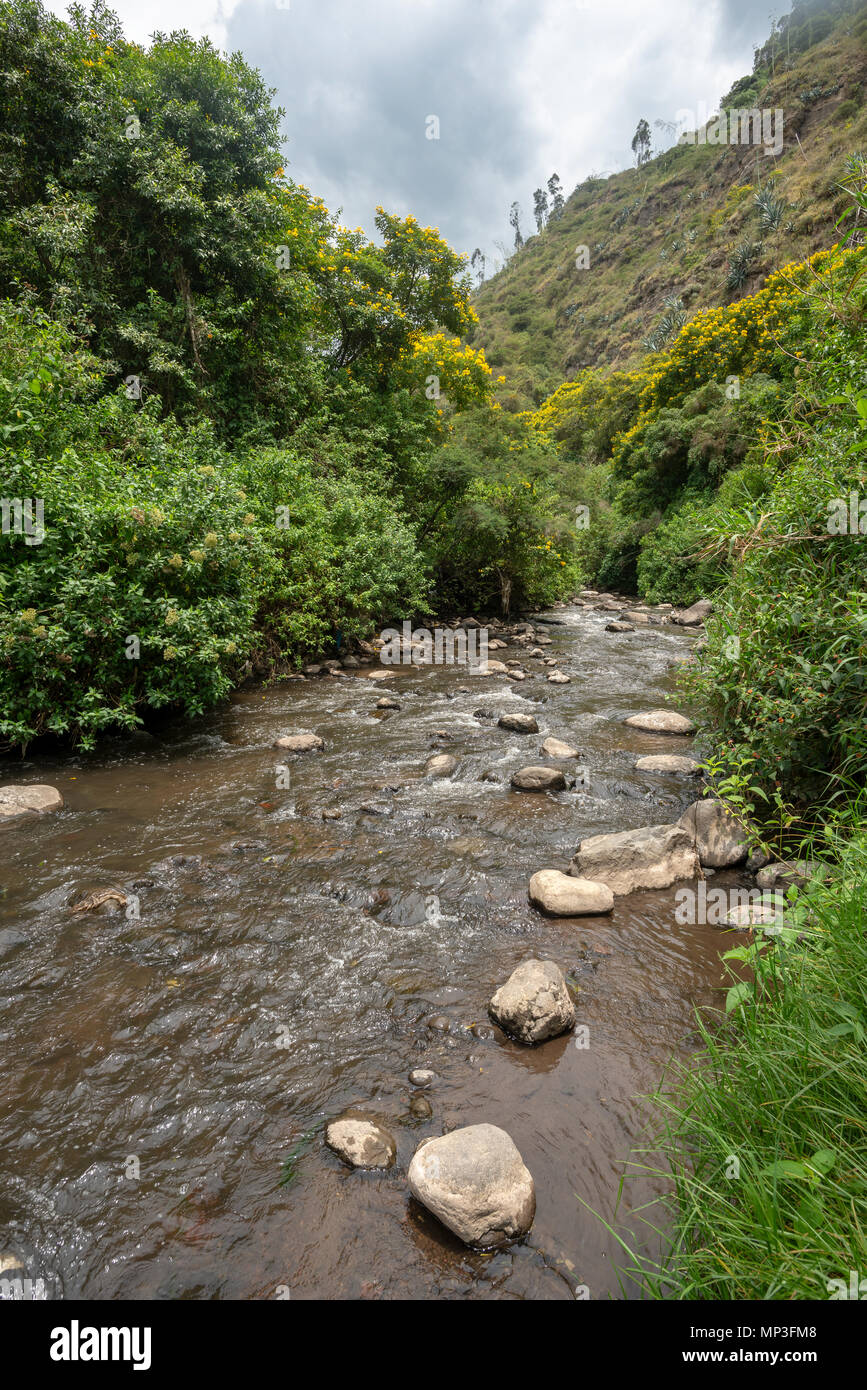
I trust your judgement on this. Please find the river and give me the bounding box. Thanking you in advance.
[0,597,738,1300]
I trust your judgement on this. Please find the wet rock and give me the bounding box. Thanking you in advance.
[69,888,128,915]
[426,754,457,778]
[408,1124,535,1249]
[672,599,713,626]
[679,799,749,868]
[484,660,510,675]
[409,1095,433,1120]
[746,849,771,873]
[624,710,696,736]
[303,664,322,676]
[325,1116,396,1169]
[488,959,575,1044]
[529,869,614,916]
[570,823,699,895]
[367,670,397,682]
[0,928,27,956]
[0,784,64,821]
[376,697,401,710]
[359,801,394,817]
[341,655,360,668]
[322,809,342,821]
[605,621,634,633]
[547,671,571,684]
[426,1014,451,1033]
[273,732,325,753]
[621,611,650,624]
[635,754,701,775]
[498,714,539,734]
[541,737,579,758]
[470,1022,496,1042]
[724,897,787,930]
[409,1068,436,1088]
[510,766,567,793]
[755,859,817,892]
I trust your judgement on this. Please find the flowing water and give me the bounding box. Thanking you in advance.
[0,600,738,1300]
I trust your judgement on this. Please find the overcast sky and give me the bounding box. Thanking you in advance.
[47,0,783,265]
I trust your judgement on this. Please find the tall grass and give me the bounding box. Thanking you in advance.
[599,814,867,1299]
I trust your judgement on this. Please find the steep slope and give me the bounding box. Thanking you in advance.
[469,0,867,408]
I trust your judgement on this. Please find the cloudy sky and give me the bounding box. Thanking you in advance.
[47,0,781,264]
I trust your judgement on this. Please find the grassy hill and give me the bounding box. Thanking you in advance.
[469,0,867,409]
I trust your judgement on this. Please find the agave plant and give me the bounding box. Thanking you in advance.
[726,239,763,290]
[755,188,786,232]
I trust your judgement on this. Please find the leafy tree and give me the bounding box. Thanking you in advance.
[532,187,548,233]
[631,118,652,167]
[509,201,523,251]
[546,173,564,219]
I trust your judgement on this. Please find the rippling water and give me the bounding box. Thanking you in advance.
[0,600,738,1299]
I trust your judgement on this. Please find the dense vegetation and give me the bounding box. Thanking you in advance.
[0,0,581,750]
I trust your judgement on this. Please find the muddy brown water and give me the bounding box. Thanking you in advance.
[0,602,740,1300]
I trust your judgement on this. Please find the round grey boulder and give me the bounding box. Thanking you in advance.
[407,1124,535,1248]
[488,959,575,1044]
[528,869,614,916]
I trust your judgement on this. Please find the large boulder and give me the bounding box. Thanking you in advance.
[488,959,575,1044]
[407,1124,535,1248]
[624,710,696,735]
[672,599,713,626]
[0,785,64,821]
[273,732,324,753]
[497,713,539,734]
[570,822,699,895]
[541,737,579,759]
[679,799,749,868]
[529,869,614,916]
[635,754,701,775]
[510,766,566,792]
[547,671,571,684]
[325,1116,396,1169]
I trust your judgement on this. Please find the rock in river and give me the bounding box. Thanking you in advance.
[273,732,324,753]
[409,1069,436,1088]
[488,959,575,1044]
[407,1124,535,1248]
[635,754,701,775]
[497,713,539,734]
[570,822,699,895]
[540,737,579,758]
[325,1116,396,1169]
[678,799,749,868]
[529,869,614,916]
[624,710,696,735]
[510,766,567,792]
[0,785,64,821]
[425,753,458,778]
[547,671,571,684]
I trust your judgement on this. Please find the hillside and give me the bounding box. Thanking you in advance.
[469,0,867,409]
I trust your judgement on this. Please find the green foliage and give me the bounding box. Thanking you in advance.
[606,819,867,1300]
